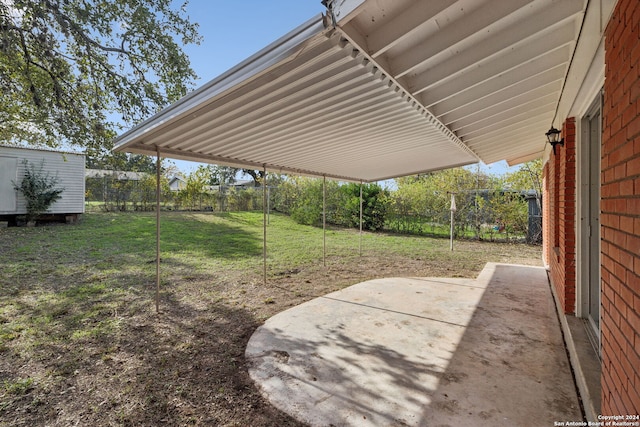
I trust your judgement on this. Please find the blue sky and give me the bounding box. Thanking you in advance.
[170,0,518,177]
[167,0,323,175]
[183,1,323,84]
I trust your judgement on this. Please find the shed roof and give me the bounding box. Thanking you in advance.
[0,144,84,157]
[114,0,590,182]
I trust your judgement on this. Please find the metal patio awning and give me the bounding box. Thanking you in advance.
[114,0,588,182]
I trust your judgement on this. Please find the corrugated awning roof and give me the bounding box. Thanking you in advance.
[114,0,588,182]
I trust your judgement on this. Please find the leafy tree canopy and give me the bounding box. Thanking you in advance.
[241,168,264,186]
[207,165,238,186]
[0,0,201,150]
[86,150,158,173]
[503,159,543,195]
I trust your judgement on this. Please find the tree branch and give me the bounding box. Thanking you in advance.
[44,0,132,56]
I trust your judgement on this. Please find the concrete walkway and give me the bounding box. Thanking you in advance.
[246,263,582,426]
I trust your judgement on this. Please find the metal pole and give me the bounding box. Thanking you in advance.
[449,193,456,252]
[323,176,326,267]
[450,209,454,251]
[359,182,363,257]
[155,147,161,313]
[475,162,480,239]
[263,166,267,285]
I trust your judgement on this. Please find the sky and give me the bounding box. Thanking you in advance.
[166,0,519,177]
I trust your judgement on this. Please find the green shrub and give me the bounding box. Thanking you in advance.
[338,183,388,231]
[287,179,388,231]
[290,179,324,226]
[13,160,64,223]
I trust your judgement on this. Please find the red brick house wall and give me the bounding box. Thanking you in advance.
[545,118,577,315]
[601,0,640,414]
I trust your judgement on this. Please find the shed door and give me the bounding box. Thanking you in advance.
[0,157,18,212]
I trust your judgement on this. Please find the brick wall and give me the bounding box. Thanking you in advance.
[601,0,640,415]
[545,118,577,314]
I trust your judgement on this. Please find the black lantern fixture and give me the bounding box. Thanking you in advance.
[545,127,564,155]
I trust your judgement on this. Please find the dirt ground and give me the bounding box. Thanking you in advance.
[0,239,542,426]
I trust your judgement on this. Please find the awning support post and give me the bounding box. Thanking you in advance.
[450,209,454,251]
[449,192,457,252]
[263,165,268,285]
[155,147,161,313]
[267,185,271,225]
[359,182,363,257]
[323,176,326,267]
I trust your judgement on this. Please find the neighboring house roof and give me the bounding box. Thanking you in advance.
[168,176,186,185]
[114,0,589,182]
[85,169,148,181]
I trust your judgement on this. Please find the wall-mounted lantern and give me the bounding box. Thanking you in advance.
[546,127,564,155]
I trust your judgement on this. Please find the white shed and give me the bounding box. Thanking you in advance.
[0,145,85,221]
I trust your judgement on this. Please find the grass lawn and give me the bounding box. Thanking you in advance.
[0,211,542,426]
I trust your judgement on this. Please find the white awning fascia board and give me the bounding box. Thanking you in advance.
[561,3,610,121]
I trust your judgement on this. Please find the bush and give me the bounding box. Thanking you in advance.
[287,178,388,231]
[14,160,64,223]
[338,183,388,231]
[290,178,325,226]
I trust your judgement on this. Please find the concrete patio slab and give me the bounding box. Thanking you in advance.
[246,263,582,426]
